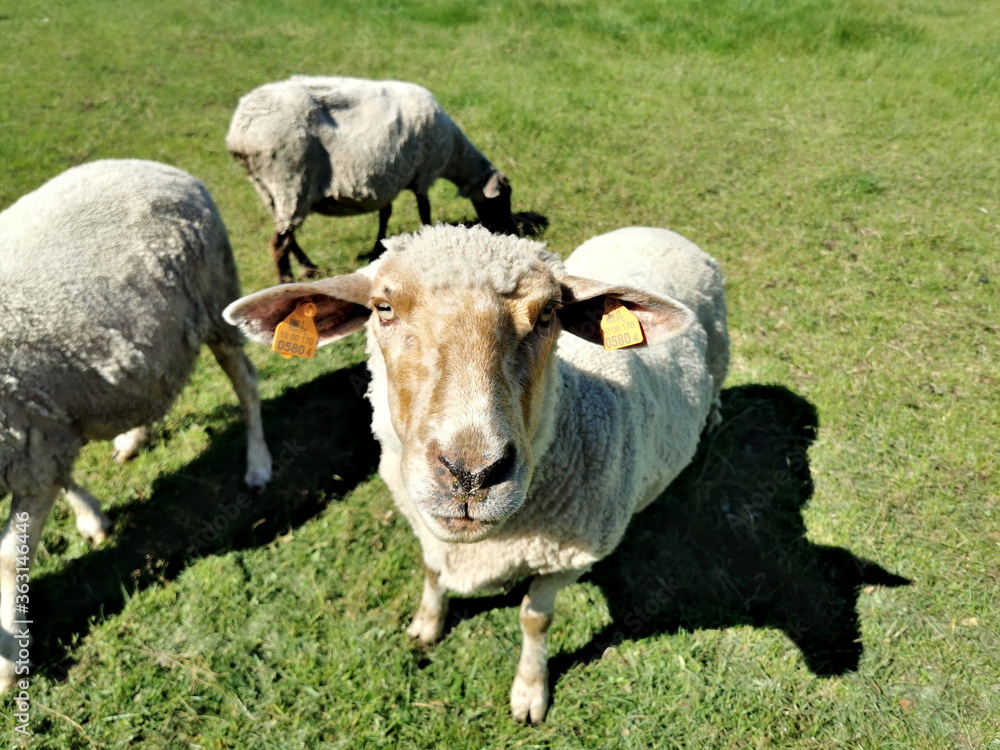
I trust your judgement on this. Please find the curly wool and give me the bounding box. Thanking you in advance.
[0,159,243,495]
[379,223,562,295]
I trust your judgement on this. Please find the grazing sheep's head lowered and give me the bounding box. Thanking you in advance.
[468,171,517,236]
[224,225,693,543]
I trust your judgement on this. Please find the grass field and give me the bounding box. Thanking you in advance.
[2,0,998,747]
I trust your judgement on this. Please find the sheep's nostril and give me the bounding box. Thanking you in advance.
[439,444,516,495]
[477,443,516,489]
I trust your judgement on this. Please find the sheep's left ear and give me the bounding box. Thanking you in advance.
[482,171,510,199]
[224,273,372,347]
[557,275,694,346]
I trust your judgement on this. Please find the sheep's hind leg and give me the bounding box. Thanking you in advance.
[63,483,111,545]
[286,232,319,278]
[510,570,583,724]
[406,565,448,645]
[0,486,58,692]
[208,340,273,490]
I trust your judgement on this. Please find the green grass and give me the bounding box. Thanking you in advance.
[2,0,998,747]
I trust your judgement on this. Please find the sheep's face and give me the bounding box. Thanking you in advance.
[223,225,695,544]
[367,253,562,542]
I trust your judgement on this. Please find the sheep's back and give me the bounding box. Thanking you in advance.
[0,159,240,439]
[565,226,729,395]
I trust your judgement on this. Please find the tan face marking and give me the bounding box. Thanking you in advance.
[368,255,562,540]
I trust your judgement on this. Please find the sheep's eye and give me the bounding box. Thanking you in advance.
[538,303,557,325]
[375,302,395,322]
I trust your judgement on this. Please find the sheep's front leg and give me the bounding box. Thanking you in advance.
[208,340,273,490]
[111,424,153,462]
[414,192,431,226]
[510,570,582,724]
[405,565,448,645]
[365,204,395,261]
[0,487,58,692]
[62,483,111,545]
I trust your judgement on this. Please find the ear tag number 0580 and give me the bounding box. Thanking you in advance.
[272,301,319,359]
[600,298,645,351]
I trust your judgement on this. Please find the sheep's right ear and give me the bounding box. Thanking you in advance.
[558,275,694,346]
[224,273,372,347]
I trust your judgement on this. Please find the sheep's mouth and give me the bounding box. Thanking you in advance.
[430,508,501,542]
[437,515,489,532]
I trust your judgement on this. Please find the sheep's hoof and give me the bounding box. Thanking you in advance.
[243,465,272,493]
[300,265,320,279]
[510,670,550,724]
[0,670,16,696]
[112,425,152,463]
[405,612,445,646]
[77,514,112,546]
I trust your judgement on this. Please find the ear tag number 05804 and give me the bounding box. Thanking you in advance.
[272,301,319,359]
[600,298,645,351]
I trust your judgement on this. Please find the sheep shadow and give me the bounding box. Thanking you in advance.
[29,363,379,682]
[443,384,910,685]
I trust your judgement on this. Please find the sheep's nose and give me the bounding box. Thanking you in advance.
[438,444,516,495]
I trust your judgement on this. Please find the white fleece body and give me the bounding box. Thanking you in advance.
[226,76,496,234]
[221,223,727,722]
[366,227,727,595]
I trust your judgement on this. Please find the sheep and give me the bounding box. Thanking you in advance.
[223,224,729,722]
[225,75,517,283]
[0,159,273,691]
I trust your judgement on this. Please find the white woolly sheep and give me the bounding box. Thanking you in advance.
[224,224,729,723]
[0,159,273,691]
[226,75,517,282]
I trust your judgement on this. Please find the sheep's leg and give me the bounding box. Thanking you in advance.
[286,233,319,278]
[377,203,393,240]
[405,565,448,645]
[510,570,582,724]
[363,204,394,262]
[208,340,273,490]
[415,193,431,226]
[269,230,296,283]
[0,486,58,692]
[111,424,153,462]
[62,483,111,545]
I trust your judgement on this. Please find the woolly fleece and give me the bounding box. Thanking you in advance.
[366,225,729,595]
[225,76,498,234]
[0,159,243,495]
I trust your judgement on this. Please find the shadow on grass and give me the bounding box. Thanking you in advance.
[31,363,379,682]
[442,384,910,686]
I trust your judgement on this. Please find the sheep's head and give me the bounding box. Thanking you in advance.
[224,225,693,543]
[470,171,517,236]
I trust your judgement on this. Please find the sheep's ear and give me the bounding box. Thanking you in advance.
[224,273,372,347]
[557,275,694,346]
[482,172,510,200]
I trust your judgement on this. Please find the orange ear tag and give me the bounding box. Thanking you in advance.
[272,302,319,359]
[600,298,645,350]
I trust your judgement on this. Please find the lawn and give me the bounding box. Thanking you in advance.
[1,0,997,747]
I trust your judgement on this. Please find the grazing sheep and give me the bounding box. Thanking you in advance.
[224,224,728,722]
[0,159,273,691]
[226,75,517,282]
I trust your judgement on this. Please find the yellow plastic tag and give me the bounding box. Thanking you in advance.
[272,301,319,359]
[600,298,644,350]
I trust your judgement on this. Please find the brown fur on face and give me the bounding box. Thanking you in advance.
[369,255,561,540]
